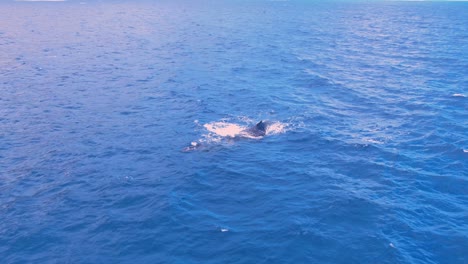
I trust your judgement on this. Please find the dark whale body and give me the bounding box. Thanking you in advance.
[243,121,267,137]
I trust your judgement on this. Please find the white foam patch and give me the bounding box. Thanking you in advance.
[183,117,295,152]
[203,120,288,139]
[265,121,287,135]
[187,119,290,149]
[452,93,465,97]
[463,149,468,153]
[203,122,246,138]
[363,138,384,144]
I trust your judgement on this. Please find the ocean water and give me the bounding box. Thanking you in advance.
[1,0,467,263]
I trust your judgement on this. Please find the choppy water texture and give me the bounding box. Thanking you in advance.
[1,1,467,263]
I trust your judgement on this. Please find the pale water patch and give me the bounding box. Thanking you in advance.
[452,93,465,97]
[203,122,246,138]
[363,138,384,144]
[265,121,288,136]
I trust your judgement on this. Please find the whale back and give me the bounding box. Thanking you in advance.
[256,121,266,132]
[244,120,266,137]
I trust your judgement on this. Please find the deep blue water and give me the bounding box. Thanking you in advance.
[1,0,467,263]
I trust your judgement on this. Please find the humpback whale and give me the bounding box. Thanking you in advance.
[242,120,267,138]
[183,120,269,152]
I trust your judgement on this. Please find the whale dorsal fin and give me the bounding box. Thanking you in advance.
[256,121,266,132]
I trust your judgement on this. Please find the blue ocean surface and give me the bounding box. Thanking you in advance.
[1,0,467,263]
